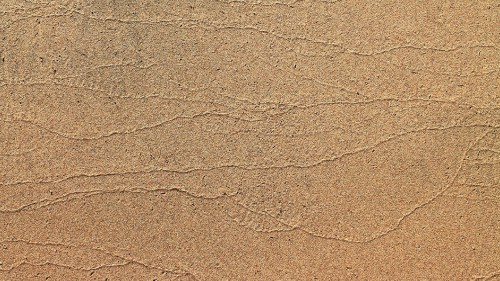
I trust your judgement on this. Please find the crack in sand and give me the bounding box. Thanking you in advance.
[1,124,496,187]
[0,239,192,277]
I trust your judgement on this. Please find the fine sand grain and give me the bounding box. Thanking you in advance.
[0,0,499,280]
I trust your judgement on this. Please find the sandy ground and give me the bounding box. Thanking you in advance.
[0,0,499,280]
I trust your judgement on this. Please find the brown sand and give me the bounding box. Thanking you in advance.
[0,0,499,280]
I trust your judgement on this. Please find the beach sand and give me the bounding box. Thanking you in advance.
[0,0,498,280]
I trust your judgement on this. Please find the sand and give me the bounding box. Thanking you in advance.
[0,0,499,280]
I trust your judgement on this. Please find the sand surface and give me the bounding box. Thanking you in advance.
[0,0,499,280]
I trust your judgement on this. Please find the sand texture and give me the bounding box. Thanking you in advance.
[0,0,499,280]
